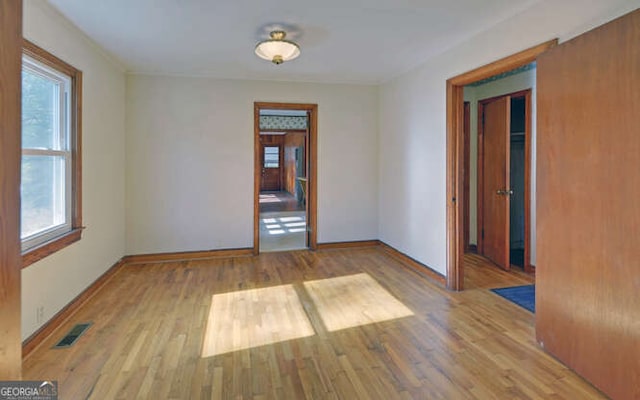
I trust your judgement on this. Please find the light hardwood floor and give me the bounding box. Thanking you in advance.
[463,252,534,290]
[23,248,607,399]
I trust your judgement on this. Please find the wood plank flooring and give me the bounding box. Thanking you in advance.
[22,248,606,399]
[259,191,304,213]
[464,252,534,290]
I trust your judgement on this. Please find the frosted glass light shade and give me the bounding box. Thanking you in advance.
[255,31,300,64]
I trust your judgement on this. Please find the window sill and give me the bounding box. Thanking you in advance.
[22,228,83,269]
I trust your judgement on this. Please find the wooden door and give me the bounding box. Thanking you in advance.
[260,135,282,191]
[480,96,511,270]
[0,0,23,379]
[537,9,640,400]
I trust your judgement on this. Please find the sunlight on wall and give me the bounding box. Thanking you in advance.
[304,273,414,332]
[201,284,315,358]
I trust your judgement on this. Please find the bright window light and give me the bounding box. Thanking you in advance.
[264,146,280,168]
[288,228,306,233]
[266,224,281,229]
[21,54,73,251]
[262,218,277,223]
[269,229,285,235]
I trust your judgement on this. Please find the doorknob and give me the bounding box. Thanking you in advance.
[496,189,514,196]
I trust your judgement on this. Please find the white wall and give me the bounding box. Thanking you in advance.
[379,0,640,275]
[19,0,639,340]
[22,0,126,339]
[464,68,537,263]
[125,76,378,254]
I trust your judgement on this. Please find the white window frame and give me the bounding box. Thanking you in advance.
[21,55,73,251]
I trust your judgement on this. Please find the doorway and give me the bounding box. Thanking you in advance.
[475,90,531,274]
[254,102,318,254]
[445,40,557,290]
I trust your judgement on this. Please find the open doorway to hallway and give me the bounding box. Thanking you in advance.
[259,111,307,252]
[254,103,318,253]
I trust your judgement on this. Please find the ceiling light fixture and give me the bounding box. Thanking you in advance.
[255,30,300,65]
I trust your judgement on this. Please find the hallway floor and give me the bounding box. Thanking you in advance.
[259,211,307,252]
[259,191,304,213]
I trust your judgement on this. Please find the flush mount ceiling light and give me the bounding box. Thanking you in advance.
[255,30,300,65]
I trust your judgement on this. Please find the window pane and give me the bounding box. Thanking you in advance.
[21,155,67,238]
[22,67,59,149]
[264,146,279,168]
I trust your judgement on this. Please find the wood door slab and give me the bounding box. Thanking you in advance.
[536,9,640,400]
[481,96,511,270]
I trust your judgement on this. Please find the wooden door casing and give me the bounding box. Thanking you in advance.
[479,96,511,271]
[0,0,23,379]
[537,9,640,400]
[253,102,318,255]
[446,40,557,291]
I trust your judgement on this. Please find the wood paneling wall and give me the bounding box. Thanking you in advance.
[283,132,305,196]
[536,9,640,400]
[0,0,23,379]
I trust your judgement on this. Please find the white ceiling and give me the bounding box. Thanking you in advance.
[48,0,541,84]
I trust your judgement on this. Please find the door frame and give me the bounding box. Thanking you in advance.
[476,90,532,273]
[253,102,318,255]
[445,39,556,290]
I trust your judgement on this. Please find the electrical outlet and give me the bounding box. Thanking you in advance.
[36,306,44,324]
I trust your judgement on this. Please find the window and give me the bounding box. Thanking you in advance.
[264,146,279,168]
[21,40,82,267]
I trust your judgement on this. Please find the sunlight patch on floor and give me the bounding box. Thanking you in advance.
[259,194,282,203]
[304,273,414,332]
[201,284,315,357]
[260,211,306,252]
